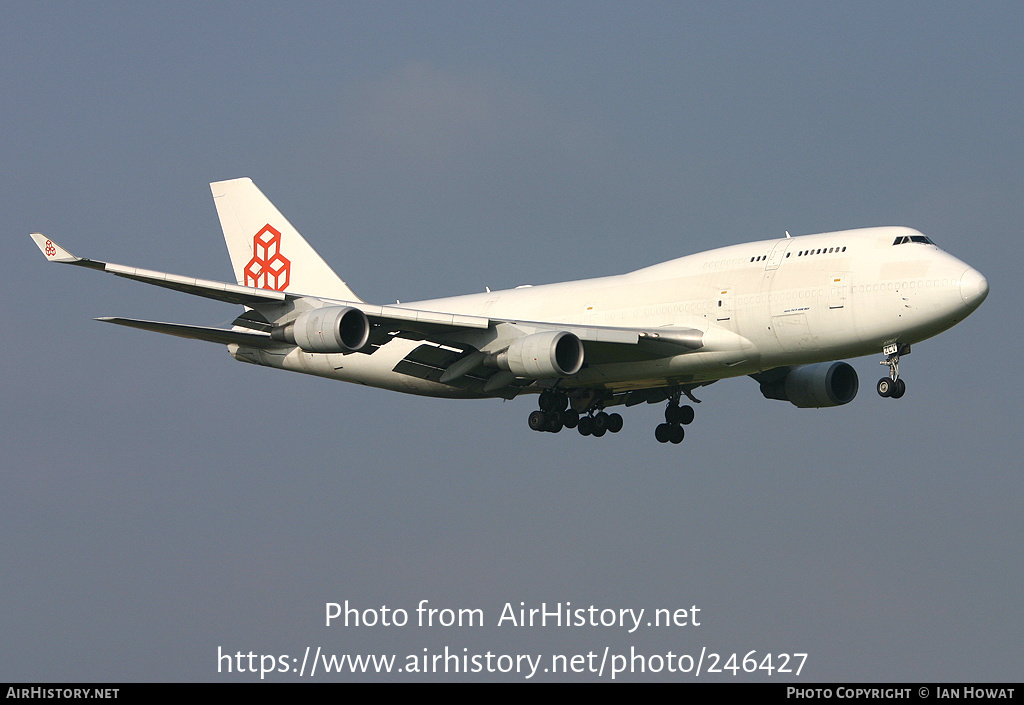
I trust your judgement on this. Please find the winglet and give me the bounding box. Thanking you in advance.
[30,234,80,263]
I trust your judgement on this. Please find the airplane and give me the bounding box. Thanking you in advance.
[31,177,989,443]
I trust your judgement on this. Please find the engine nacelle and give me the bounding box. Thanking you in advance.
[759,361,859,408]
[272,306,370,353]
[494,330,584,379]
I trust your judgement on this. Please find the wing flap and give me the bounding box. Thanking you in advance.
[392,343,526,399]
[492,320,702,351]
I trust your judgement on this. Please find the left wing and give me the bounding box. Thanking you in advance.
[31,234,287,306]
[32,234,705,373]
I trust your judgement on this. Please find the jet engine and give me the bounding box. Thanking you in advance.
[272,306,370,353]
[491,330,584,378]
[757,361,859,408]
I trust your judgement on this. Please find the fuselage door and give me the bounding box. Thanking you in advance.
[765,239,792,270]
[828,273,848,309]
[716,288,733,321]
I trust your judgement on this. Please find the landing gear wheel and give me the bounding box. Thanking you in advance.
[577,416,594,436]
[539,390,568,412]
[669,425,685,444]
[890,378,906,399]
[538,390,554,411]
[544,412,563,433]
[876,378,893,398]
[607,413,623,433]
[666,405,694,425]
[561,412,579,429]
[655,423,673,443]
[593,412,609,432]
[528,410,547,431]
[592,425,606,438]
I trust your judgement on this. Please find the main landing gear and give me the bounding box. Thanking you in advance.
[576,410,623,437]
[527,389,623,437]
[528,386,701,442]
[654,393,695,444]
[877,343,910,399]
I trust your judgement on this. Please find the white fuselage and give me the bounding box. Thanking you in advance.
[237,226,987,397]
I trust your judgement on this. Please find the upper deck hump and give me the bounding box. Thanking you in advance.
[624,226,921,279]
[406,226,924,314]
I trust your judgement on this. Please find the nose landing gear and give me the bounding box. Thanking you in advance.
[877,343,910,399]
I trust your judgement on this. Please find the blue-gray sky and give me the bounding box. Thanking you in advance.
[3,2,1021,681]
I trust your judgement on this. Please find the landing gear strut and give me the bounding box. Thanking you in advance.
[655,392,694,444]
[877,343,909,399]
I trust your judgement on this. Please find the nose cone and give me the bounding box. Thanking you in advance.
[959,267,989,310]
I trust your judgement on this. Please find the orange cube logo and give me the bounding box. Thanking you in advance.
[243,224,291,291]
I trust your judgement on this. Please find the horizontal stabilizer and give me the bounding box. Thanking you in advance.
[96,317,279,348]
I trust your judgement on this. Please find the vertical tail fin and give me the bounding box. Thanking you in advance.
[210,178,362,302]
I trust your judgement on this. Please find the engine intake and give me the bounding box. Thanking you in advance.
[758,361,859,408]
[272,306,370,353]
[492,331,584,379]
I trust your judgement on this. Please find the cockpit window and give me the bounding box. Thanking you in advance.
[892,235,935,245]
